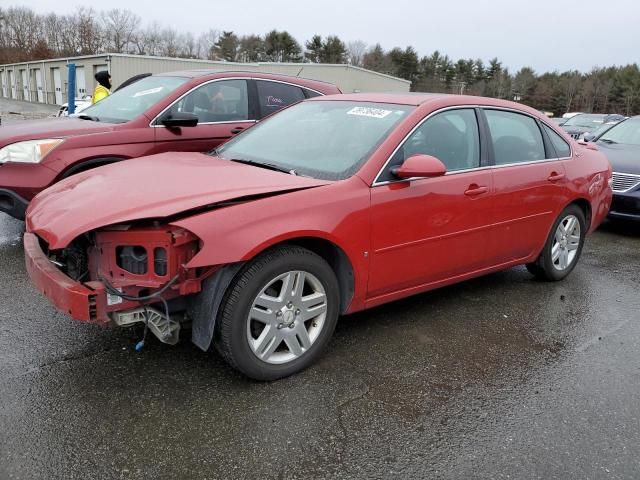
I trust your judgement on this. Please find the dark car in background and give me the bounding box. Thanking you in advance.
[562,113,625,139]
[0,71,340,219]
[590,116,640,220]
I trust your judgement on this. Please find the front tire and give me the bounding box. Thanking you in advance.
[214,246,340,380]
[527,205,586,281]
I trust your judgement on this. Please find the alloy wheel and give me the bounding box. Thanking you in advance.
[551,214,581,271]
[246,270,328,364]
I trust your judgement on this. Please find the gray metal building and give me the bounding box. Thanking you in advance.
[0,53,410,106]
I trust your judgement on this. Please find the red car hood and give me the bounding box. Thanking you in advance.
[27,152,331,249]
[0,117,114,145]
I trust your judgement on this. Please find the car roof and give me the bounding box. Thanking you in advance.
[154,69,338,88]
[310,92,545,115]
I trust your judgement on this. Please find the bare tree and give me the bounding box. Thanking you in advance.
[180,32,199,58]
[347,40,367,66]
[100,8,140,53]
[198,29,220,60]
[134,21,163,56]
[160,28,179,57]
[76,7,103,54]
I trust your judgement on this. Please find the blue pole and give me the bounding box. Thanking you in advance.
[67,63,76,114]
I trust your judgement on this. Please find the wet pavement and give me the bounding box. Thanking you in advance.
[1,213,639,480]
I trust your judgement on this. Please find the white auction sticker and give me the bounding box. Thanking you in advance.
[347,107,392,119]
[107,289,123,306]
[133,87,163,98]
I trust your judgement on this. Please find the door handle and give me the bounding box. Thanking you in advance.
[548,172,565,182]
[464,185,488,197]
[230,127,244,134]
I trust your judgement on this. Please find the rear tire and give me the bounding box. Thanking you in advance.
[527,204,586,281]
[214,245,340,381]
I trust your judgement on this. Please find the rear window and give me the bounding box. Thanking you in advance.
[256,81,306,118]
[542,124,571,158]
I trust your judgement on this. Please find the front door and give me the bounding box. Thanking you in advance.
[153,79,255,154]
[368,108,494,300]
[481,109,570,264]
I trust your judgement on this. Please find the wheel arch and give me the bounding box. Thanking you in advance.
[272,236,356,315]
[188,235,357,353]
[59,156,130,179]
[567,197,592,230]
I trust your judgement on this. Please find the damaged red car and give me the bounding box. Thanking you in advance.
[25,93,612,380]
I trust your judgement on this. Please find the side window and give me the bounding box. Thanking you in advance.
[303,89,322,99]
[167,79,248,123]
[256,81,305,118]
[485,110,546,165]
[382,109,480,182]
[542,124,571,158]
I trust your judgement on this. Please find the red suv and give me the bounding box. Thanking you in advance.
[0,71,340,219]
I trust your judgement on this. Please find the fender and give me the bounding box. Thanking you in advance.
[172,178,372,312]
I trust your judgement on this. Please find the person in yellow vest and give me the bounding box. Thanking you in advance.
[92,71,111,104]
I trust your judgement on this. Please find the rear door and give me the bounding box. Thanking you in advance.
[153,79,256,153]
[482,109,571,265]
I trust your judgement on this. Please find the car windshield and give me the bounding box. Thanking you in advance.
[215,101,414,180]
[599,118,640,145]
[563,114,606,128]
[80,76,188,123]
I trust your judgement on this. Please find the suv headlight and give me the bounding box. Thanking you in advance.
[0,139,64,164]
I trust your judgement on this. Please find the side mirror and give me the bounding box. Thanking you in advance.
[582,132,595,142]
[160,111,199,128]
[392,154,447,179]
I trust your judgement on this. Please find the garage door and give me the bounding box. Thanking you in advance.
[76,66,86,99]
[52,67,63,104]
[8,70,16,99]
[21,69,29,101]
[34,69,44,103]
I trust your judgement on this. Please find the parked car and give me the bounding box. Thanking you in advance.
[552,117,569,126]
[56,96,93,117]
[24,93,612,380]
[580,120,622,142]
[589,116,640,220]
[0,71,340,219]
[561,113,611,139]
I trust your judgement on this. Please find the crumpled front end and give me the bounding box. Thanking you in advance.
[24,223,207,335]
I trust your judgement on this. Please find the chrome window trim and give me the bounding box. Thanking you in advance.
[149,77,323,128]
[372,104,573,187]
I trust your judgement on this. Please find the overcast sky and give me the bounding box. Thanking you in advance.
[15,0,640,73]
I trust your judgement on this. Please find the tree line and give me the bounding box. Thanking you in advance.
[1,6,639,116]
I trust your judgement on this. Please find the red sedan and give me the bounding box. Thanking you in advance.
[25,93,612,380]
[0,71,339,219]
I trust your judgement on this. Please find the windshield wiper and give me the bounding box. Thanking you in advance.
[599,138,617,144]
[229,158,297,175]
[77,114,100,122]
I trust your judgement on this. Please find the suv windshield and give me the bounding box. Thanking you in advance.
[599,118,640,145]
[80,76,188,123]
[215,101,413,180]
[563,114,606,128]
